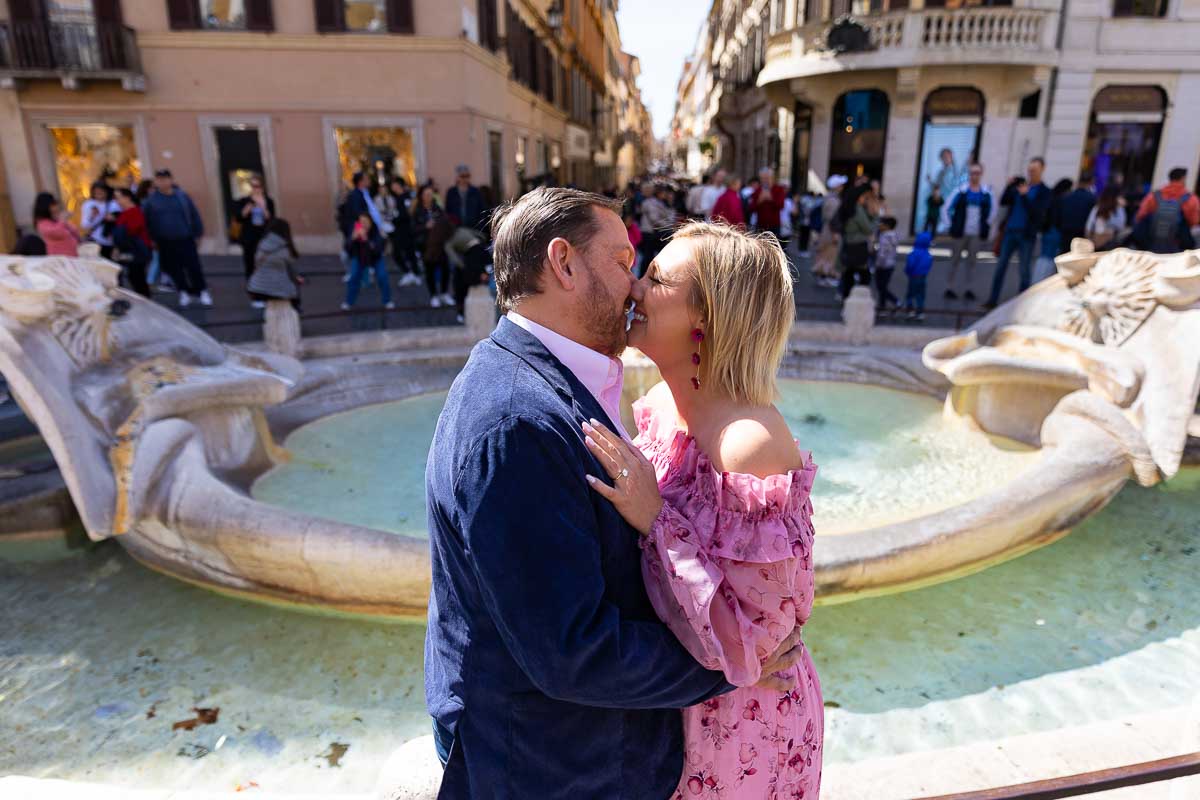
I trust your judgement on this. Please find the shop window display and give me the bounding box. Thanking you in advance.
[48,125,141,224]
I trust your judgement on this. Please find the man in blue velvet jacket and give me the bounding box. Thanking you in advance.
[425,188,805,798]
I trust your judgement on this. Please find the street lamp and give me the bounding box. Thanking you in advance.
[546,1,563,32]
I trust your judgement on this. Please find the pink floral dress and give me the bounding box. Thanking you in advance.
[634,400,824,800]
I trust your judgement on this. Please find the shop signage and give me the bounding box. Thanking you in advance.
[1093,85,1166,123]
[925,88,985,119]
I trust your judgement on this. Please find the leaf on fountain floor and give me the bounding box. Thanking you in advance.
[172,706,220,731]
[319,741,350,768]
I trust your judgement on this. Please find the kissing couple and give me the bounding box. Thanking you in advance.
[425,188,824,799]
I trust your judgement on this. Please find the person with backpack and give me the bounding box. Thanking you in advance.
[1132,167,1198,254]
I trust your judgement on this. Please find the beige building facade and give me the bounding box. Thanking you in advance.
[676,0,1200,236]
[0,0,648,254]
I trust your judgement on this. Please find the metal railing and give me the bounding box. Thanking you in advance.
[0,20,140,74]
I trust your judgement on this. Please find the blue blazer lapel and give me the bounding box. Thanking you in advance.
[490,318,622,434]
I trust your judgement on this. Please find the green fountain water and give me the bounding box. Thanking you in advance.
[2,382,1196,794]
[251,381,1038,538]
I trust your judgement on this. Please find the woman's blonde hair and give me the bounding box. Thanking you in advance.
[671,221,795,406]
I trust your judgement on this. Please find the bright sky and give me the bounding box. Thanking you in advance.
[616,0,710,140]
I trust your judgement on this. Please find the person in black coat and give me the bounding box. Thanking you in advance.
[235,174,276,286]
[445,165,485,233]
[386,176,420,284]
[1055,172,1097,254]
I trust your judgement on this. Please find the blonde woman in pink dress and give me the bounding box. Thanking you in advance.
[584,221,823,799]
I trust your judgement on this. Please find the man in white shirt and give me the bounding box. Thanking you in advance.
[941,163,997,301]
[686,175,708,219]
[700,168,726,220]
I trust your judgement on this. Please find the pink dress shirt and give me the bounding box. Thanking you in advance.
[506,311,628,440]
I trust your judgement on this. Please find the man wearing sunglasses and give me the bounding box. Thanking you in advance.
[445,164,486,234]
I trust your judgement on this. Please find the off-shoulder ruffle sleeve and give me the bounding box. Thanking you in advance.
[634,399,818,688]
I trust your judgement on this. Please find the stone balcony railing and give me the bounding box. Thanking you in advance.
[759,7,1058,84]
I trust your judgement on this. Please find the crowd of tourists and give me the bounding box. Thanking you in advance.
[12,157,1195,324]
[331,164,493,322]
[17,169,212,307]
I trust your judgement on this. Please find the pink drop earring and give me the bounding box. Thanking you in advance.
[690,328,704,390]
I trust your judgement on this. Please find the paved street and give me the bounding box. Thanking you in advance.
[787,239,1025,330]
[157,254,462,344]
[176,240,1025,344]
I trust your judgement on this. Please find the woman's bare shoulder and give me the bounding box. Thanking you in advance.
[713,406,802,479]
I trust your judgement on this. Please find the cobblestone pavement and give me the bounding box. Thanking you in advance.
[177,239,1028,343]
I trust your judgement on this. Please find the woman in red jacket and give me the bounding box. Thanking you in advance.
[113,187,153,296]
[710,176,746,227]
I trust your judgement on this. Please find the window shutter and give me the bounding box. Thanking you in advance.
[167,0,201,30]
[94,0,124,23]
[245,0,275,31]
[8,0,43,22]
[314,0,344,32]
[387,0,414,33]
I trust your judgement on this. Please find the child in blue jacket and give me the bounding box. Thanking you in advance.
[904,231,934,321]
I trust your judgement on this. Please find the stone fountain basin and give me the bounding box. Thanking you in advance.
[0,253,1174,615]
[110,341,1133,614]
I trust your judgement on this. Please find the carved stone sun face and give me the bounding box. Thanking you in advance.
[1059,249,1159,346]
[39,258,126,368]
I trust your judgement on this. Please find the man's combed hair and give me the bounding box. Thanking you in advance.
[490,187,623,311]
[671,222,795,407]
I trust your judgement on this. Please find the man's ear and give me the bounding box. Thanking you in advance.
[545,237,576,290]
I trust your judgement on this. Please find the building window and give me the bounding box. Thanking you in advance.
[1019,89,1042,119]
[344,0,386,31]
[169,0,273,31]
[314,0,413,33]
[201,0,246,29]
[923,0,1012,7]
[1112,0,1167,16]
[516,135,528,177]
[477,0,499,51]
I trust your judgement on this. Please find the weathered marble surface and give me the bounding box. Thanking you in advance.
[924,241,1200,483]
[1,243,1196,613]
